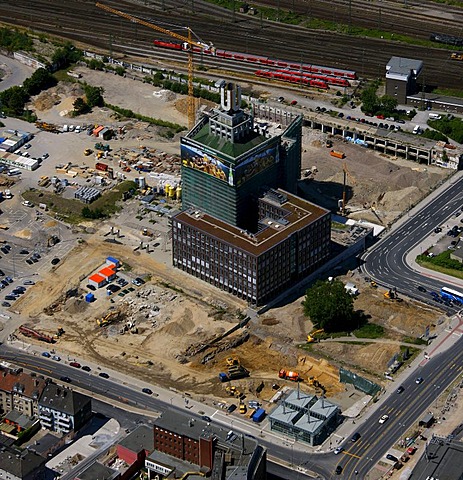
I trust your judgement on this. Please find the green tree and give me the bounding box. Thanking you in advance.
[0,86,28,114]
[379,95,398,114]
[360,88,379,114]
[302,279,355,332]
[83,84,104,107]
[73,97,90,115]
[23,68,56,96]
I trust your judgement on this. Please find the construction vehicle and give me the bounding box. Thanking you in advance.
[97,310,120,327]
[142,228,154,237]
[225,385,245,399]
[451,52,463,60]
[279,369,300,382]
[384,289,402,301]
[218,365,250,382]
[325,140,333,148]
[341,162,356,214]
[239,402,247,414]
[307,329,324,343]
[95,162,109,172]
[96,2,212,129]
[37,176,50,187]
[94,142,110,151]
[35,121,60,133]
[19,325,55,344]
[330,150,345,159]
[226,356,240,367]
[55,327,65,338]
[84,148,93,156]
[370,281,378,288]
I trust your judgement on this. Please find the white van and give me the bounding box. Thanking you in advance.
[413,125,421,135]
[429,113,442,120]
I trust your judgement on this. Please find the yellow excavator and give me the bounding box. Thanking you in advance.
[307,328,324,343]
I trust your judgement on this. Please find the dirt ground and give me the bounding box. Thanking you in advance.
[7,63,448,407]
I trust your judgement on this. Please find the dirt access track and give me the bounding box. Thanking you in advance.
[6,62,448,406]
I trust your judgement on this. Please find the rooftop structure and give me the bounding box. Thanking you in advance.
[385,56,423,103]
[268,389,341,446]
[0,444,47,480]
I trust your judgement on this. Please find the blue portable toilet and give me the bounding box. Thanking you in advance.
[85,292,95,303]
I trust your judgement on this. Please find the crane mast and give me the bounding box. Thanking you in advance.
[95,2,207,128]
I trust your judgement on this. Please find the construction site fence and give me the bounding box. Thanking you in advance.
[339,367,381,396]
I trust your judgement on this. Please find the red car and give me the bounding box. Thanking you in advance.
[291,100,298,105]
[376,114,385,119]
[407,446,417,455]
[70,362,81,368]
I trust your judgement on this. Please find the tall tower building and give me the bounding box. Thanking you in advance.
[180,82,301,230]
[173,82,330,305]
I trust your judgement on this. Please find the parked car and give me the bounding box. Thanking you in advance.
[0,269,4,276]
[42,352,51,358]
[334,447,344,455]
[87,284,96,291]
[386,454,398,462]
[70,362,81,368]
[5,295,16,301]
[99,372,109,379]
[142,388,153,395]
[5,276,13,284]
[81,366,91,372]
[51,258,60,265]
[23,280,35,285]
[52,355,61,361]
[132,277,145,286]
[1,302,11,307]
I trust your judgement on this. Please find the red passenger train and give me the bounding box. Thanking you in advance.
[153,39,357,81]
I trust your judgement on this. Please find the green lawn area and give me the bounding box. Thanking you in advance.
[416,250,463,281]
[23,180,136,224]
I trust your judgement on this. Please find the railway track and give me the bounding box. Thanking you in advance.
[0,0,461,90]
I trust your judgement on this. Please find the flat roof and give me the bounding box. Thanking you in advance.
[118,425,153,453]
[89,273,106,283]
[173,189,329,257]
[189,120,270,159]
[386,56,423,75]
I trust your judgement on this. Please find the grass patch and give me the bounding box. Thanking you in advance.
[332,221,349,230]
[401,337,428,346]
[353,322,385,338]
[416,250,463,280]
[23,180,136,224]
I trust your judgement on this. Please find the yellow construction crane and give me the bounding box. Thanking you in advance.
[95,2,210,128]
[342,162,356,214]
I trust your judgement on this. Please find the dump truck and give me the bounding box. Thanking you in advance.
[451,52,463,60]
[84,148,93,156]
[279,369,300,382]
[330,150,345,159]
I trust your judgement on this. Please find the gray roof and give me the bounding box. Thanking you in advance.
[293,413,324,434]
[285,389,316,410]
[386,56,423,77]
[269,404,301,424]
[310,398,339,419]
[38,383,91,415]
[118,425,153,453]
[0,445,46,477]
[3,410,38,430]
[75,461,119,480]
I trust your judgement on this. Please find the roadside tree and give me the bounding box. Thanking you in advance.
[302,279,355,332]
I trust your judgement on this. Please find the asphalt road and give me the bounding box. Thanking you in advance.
[331,335,463,479]
[363,174,463,309]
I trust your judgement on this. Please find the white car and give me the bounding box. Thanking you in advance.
[379,414,389,424]
[333,447,344,455]
[22,200,34,207]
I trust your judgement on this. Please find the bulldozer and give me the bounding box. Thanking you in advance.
[226,356,240,367]
[384,289,403,302]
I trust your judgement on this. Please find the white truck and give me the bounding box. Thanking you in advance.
[345,282,359,296]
